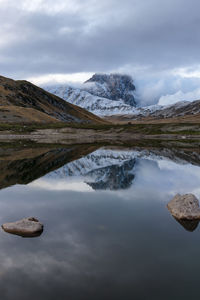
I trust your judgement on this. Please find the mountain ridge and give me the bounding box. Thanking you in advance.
[0,75,105,124]
[44,73,138,116]
[45,73,200,121]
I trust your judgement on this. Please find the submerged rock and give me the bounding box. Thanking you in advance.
[167,194,200,220]
[2,217,43,237]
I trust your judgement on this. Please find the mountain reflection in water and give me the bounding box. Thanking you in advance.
[44,149,137,190]
[1,144,200,193]
[1,143,200,299]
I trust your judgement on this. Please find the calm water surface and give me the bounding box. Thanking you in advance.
[0,145,200,299]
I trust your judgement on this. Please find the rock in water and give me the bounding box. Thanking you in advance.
[167,194,200,220]
[2,217,43,237]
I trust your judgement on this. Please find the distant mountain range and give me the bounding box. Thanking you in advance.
[0,73,199,124]
[108,100,200,122]
[45,73,200,120]
[0,75,104,124]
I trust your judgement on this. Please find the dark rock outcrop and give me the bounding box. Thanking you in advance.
[85,73,136,106]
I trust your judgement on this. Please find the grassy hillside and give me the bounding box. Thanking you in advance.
[0,105,59,123]
[0,75,105,124]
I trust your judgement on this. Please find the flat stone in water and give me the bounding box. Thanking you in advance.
[167,194,200,220]
[1,217,43,237]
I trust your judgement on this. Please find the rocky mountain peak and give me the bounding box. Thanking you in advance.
[84,73,136,106]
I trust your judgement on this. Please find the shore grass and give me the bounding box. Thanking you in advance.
[0,138,200,151]
[0,121,200,136]
[0,120,199,141]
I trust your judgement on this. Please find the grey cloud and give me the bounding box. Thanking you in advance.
[1,0,200,93]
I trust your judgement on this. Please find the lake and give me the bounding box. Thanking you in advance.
[0,144,200,299]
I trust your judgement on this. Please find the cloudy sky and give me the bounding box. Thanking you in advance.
[1,0,200,105]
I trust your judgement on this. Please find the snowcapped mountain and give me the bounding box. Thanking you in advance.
[111,100,200,121]
[144,100,200,118]
[44,73,139,116]
[44,73,200,119]
[84,73,136,106]
[44,85,140,116]
[45,149,137,190]
[119,101,191,119]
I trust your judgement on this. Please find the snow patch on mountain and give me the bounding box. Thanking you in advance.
[45,85,141,116]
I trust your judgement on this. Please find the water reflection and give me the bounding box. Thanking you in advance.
[0,144,200,298]
[42,147,200,194]
[0,144,200,192]
[174,218,200,232]
[45,149,137,190]
[0,144,98,190]
[2,228,44,238]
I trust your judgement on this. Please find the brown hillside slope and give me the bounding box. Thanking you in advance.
[0,105,59,123]
[0,75,104,124]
